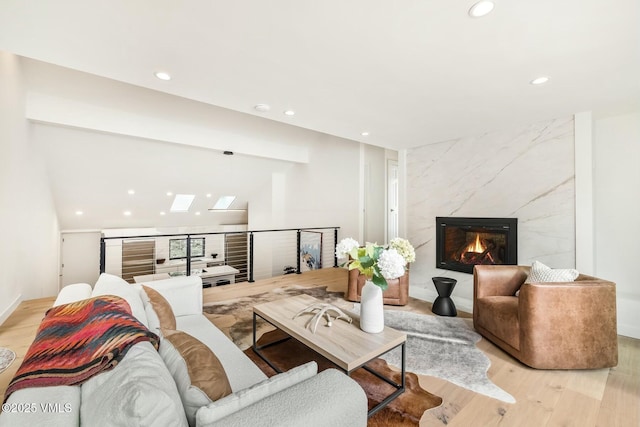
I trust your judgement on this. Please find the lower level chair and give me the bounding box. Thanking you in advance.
[346,269,409,306]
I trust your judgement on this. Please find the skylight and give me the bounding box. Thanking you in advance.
[212,196,236,210]
[170,194,195,212]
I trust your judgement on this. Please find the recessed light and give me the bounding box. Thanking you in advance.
[361,131,370,137]
[154,71,171,81]
[206,194,212,198]
[166,191,173,196]
[530,76,550,85]
[160,211,166,216]
[128,189,135,195]
[469,1,494,18]
[254,104,271,112]
[123,211,132,216]
[284,110,296,116]
[195,211,201,216]
[75,210,83,216]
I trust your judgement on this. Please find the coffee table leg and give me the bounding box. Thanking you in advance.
[252,312,290,374]
[359,342,406,417]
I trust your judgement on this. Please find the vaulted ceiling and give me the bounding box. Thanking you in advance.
[2,0,638,151]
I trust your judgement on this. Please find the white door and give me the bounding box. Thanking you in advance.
[387,160,399,241]
[61,232,102,288]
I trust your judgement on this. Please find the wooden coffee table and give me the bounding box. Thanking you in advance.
[252,294,406,417]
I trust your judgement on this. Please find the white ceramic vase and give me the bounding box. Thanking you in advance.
[360,280,384,333]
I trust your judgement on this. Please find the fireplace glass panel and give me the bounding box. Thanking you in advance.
[436,217,517,274]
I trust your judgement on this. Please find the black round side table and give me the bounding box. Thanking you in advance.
[431,276,457,317]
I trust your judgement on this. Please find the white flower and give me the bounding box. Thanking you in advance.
[377,248,406,280]
[335,237,360,259]
[389,238,415,264]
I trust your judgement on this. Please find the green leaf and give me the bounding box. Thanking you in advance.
[373,245,384,260]
[372,274,388,291]
[360,255,374,269]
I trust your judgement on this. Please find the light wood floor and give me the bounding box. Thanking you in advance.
[1,268,638,426]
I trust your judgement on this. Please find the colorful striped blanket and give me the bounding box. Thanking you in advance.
[4,295,159,402]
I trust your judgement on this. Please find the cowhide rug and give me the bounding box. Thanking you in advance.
[0,348,16,374]
[351,306,516,403]
[204,285,443,426]
[204,285,513,404]
[203,285,349,350]
[248,329,442,427]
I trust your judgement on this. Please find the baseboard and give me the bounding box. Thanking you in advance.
[616,296,640,339]
[0,294,22,327]
[617,322,640,339]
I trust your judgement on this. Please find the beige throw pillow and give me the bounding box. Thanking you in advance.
[143,285,177,330]
[160,329,232,426]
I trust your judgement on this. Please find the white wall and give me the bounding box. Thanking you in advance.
[0,52,59,324]
[594,110,640,338]
[248,133,365,279]
[362,144,386,244]
[8,55,374,297]
[406,116,576,311]
[22,58,308,164]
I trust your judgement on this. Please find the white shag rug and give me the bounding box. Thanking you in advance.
[353,306,516,403]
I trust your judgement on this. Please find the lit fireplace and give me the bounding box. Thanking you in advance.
[436,217,517,274]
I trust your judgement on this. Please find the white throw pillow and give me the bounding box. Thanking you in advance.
[516,261,579,296]
[54,283,93,306]
[195,361,318,426]
[142,276,203,317]
[80,342,188,427]
[92,273,149,327]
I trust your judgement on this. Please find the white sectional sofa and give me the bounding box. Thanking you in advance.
[0,274,367,427]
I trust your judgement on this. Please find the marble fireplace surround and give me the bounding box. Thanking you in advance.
[406,116,575,311]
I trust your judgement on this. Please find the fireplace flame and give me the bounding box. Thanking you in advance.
[466,234,485,253]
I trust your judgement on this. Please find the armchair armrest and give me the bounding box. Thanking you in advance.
[517,278,618,368]
[473,265,529,298]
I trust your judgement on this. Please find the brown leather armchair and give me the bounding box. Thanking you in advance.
[346,269,409,306]
[473,265,618,369]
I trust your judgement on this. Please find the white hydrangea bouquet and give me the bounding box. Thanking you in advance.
[335,237,415,291]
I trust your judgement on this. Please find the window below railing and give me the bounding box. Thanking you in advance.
[100,227,340,285]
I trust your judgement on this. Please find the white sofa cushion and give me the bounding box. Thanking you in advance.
[54,283,92,307]
[92,273,148,327]
[81,342,188,427]
[0,386,81,427]
[195,362,318,426]
[141,276,203,317]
